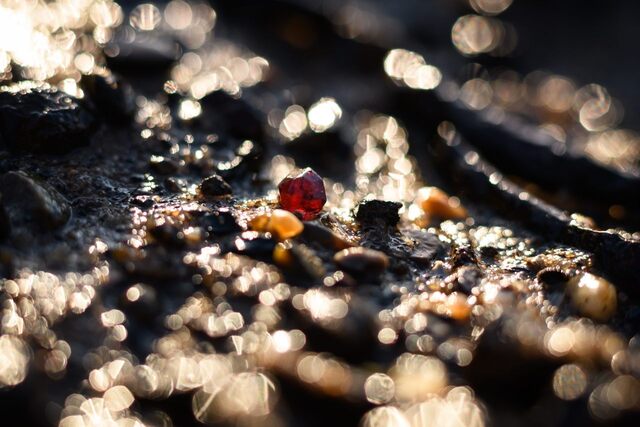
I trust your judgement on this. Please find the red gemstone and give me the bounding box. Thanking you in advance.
[278,168,327,220]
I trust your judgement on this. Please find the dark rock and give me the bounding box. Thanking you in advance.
[431,131,640,293]
[355,200,401,227]
[443,96,640,207]
[403,229,446,265]
[360,226,416,261]
[301,222,354,251]
[200,174,232,197]
[0,171,71,232]
[0,82,96,154]
[81,72,136,123]
[334,246,389,277]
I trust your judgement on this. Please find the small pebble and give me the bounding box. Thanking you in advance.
[249,209,304,241]
[334,247,389,276]
[404,229,445,265]
[355,200,402,227]
[450,243,478,268]
[200,174,232,197]
[567,272,617,321]
[415,186,467,220]
[131,196,154,208]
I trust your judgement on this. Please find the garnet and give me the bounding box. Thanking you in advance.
[278,168,327,220]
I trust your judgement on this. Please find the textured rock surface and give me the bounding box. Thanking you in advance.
[0,83,96,154]
[0,171,70,232]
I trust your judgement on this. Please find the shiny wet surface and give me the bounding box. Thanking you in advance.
[0,1,639,427]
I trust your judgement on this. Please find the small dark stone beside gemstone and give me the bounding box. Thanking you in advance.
[200,174,232,197]
[355,200,402,227]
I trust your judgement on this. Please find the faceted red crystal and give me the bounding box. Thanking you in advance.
[278,168,327,220]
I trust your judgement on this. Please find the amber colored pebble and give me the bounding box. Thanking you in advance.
[249,214,270,232]
[249,209,304,241]
[570,213,597,229]
[415,186,467,219]
[567,272,617,322]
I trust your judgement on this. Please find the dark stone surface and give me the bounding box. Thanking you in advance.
[334,246,389,277]
[0,83,96,154]
[403,229,446,266]
[200,174,233,197]
[354,199,402,227]
[0,171,71,233]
